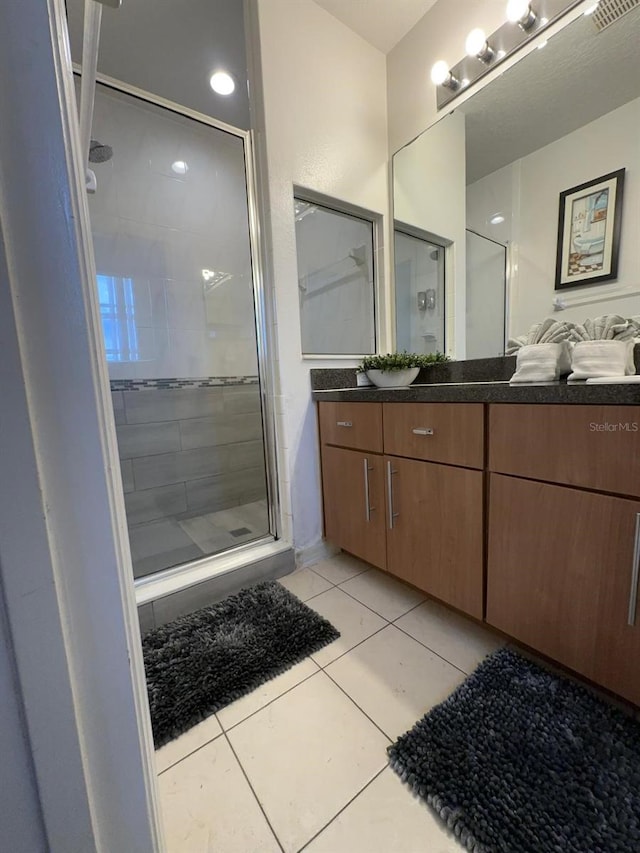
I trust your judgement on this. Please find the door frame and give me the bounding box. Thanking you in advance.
[0,0,164,849]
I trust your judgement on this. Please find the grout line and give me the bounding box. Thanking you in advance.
[390,598,425,623]
[321,668,393,745]
[333,582,419,624]
[222,729,286,853]
[156,726,225,776]
[390,622,470,677]
[222,667,324,735]
[312,623,389,670]
[296,764,389,853]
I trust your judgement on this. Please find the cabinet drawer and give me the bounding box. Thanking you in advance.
[489,404,640,497]
[383,403,484,469]
[318,402,383,453]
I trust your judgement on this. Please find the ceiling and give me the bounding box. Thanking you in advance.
[461,8,640,183]
[312,0,438,53]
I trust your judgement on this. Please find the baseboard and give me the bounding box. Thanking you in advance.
[295,539,339,570]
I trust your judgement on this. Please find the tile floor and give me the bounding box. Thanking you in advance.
[155,553,505,852]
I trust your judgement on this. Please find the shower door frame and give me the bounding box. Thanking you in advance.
[79,70,283,595]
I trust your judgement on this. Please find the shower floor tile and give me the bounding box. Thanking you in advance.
[129,499,269,577]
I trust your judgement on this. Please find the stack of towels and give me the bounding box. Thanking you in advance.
[508,319,573,384]
[508,315,640,384]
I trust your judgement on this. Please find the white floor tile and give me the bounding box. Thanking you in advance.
[311,552,370,585]
[339,569,425,621]
[396,599,504,674]
[278,568,333,602]
[217,657,320,731]
[158,736,280,853]
[326,625,464,740]
[306,587,387,667]
[227,672,389,853]
[155,713,223,774]
[305,767,462,853]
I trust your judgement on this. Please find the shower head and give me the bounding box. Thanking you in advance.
[89,139,113,163]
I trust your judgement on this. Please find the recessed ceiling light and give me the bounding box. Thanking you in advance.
[490,213,506,225]
[171,160,188,175]
[209,71,235,96]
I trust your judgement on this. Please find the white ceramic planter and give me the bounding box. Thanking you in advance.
[366,367,419,388]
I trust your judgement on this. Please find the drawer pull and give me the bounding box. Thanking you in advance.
[628,513,640,626]
[336,421,353,428]
[387,461,399,530]
[363,458,375,522]
[412,427,434,436]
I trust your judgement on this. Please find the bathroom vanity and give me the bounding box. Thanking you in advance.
[313,372,640,706]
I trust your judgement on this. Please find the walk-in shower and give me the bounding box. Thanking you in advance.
[71,0,277,585]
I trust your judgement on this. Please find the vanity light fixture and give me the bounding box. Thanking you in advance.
[430,60,460,90]
[209,70,235,95]
[465,28,496,62]
[506,0,538,30]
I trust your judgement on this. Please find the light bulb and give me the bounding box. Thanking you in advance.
[466,28,488,57]
[506,0,530,21]
[209,71,235,95]
[430,60,451,86]
[171,160,188,175]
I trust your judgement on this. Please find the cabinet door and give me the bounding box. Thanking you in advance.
[487,474,640,705]
[321,445,386,570]
[385,456,483,618]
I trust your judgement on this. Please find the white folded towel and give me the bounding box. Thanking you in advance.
[568,339,635,381]
[510,342,572,384]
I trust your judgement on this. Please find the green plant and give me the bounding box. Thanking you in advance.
[358,351,450,372]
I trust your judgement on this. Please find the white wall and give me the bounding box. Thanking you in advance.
[252,0,389,555]
[394,111,466,356]
[468,98,640,336]
[387,0,506,153]
[87,83,258,380]
[512,97,640,333]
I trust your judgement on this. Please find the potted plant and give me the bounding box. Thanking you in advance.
[359,351,450,388]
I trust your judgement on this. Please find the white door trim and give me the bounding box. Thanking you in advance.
[0,1,163,850]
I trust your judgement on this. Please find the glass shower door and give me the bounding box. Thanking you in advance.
[85,81,271,579]
[394,228,445,354]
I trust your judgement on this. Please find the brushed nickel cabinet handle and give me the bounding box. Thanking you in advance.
[363,458,374,522]
[387,460,399,530]
[412,427,434,436]
[336,421,352,428]
[628,512,640,626]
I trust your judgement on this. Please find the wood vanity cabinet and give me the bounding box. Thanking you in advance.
[318,400,484,618]
[487,403,640,706]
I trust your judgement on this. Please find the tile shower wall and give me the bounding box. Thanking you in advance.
[112,381,267,576]
[86,81,258,380]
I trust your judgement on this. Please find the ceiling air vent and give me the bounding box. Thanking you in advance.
[591,0,640,31]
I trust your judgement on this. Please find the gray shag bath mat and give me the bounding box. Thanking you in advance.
[143,580,339,748]
[389,648,640,853]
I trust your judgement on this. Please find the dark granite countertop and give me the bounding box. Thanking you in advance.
[311,381,640,405]
[310,358,640,405]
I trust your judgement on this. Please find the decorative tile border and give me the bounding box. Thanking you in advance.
[110,376,260,392]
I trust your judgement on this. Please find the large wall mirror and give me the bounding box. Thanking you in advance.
[393,5,640,359]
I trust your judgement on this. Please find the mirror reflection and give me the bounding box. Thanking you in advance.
[393,6,640,358]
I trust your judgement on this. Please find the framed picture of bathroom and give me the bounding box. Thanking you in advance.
[554,168,625,290]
